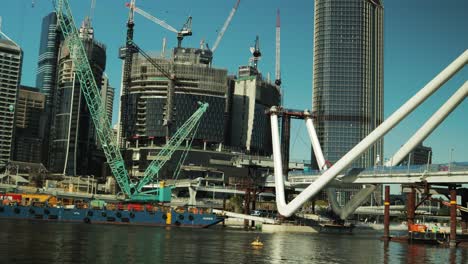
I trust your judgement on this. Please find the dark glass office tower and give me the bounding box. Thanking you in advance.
[49,18,107,177]
[36,12,61,107]
[312,0,384,168]
[36,12,62,166]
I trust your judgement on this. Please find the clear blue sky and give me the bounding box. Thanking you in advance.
[1,0,467,164]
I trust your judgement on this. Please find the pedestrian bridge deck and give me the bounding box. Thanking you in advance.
[265,162,468,187]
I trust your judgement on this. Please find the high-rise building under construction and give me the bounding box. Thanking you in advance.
[49,18,108,177]
[118,47,229,177]
[230,66,280,155]
[312,0,384,168]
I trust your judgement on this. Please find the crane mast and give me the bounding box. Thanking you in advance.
[251,35,261,70]
[119,0,136,148]
[275,9,281,86]
[177,16,192,48]
[212,0,240,52]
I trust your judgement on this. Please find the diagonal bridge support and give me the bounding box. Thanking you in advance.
[270,50,468,217]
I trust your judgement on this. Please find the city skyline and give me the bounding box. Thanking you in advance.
[1,0,467,164]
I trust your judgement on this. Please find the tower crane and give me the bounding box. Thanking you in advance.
[250,35,261,70]
[275,9,281,87]
[125,2,192,48]
[120,0,136,148]
[54,0,208,202]
[211,0,240,53]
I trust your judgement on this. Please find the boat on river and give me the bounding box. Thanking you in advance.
[0,193,224,228]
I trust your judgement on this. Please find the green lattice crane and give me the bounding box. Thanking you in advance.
[54,0,208,201]
[54,0,132,196]
[134,102,208,194]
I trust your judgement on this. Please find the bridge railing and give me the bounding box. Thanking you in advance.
[283,162,468,182]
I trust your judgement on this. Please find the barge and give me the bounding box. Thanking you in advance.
[0,193,224,228]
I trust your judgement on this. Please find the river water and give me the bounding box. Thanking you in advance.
[0,219,467,263]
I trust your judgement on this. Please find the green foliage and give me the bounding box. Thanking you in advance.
[228,196,243,213]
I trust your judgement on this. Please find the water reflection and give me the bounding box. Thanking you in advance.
[1,220,467,264]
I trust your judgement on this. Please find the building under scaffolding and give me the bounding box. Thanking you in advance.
[118,46,231,178]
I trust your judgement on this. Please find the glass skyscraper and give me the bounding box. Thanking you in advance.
[312,0,384,168]
[36,12,61,108]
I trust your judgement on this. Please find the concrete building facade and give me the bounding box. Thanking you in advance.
[401,143,432,166]
[230,66,281,155]
[0,39,22,167]
[101,74,114,124]
[13,86,46,163]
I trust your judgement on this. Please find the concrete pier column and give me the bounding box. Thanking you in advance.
[243,187,251,229]
[280,115,291,177]
[407,187,416,232]
[460,188,468,234]
[450,186,457,248]
[383,185,390,241]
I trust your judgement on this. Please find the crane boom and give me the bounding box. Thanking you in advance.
[135,102,209,193]
[133,6,178,33]
[212,0,240,52]
[126,2,191,47]
[54,0,132,196]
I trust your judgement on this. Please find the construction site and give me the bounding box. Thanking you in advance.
[0,0,289,216]
[116,0,284,203]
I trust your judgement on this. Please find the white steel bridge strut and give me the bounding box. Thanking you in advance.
[271,50,468,217]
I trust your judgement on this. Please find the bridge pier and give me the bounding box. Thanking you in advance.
[450,186,457,248]
[407,187,416,232]
[460,188,468,235]
[383,185,390,241]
